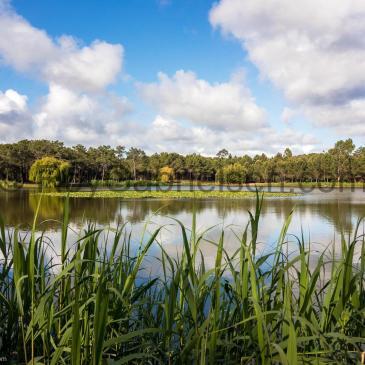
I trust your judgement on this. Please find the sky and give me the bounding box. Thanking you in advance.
[0,0,364,156]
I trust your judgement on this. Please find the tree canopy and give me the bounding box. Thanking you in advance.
[29,156,70,187]
[0,138,364,184]
[160,166,174,183]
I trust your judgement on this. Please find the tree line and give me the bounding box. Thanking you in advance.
[0,138,364,184]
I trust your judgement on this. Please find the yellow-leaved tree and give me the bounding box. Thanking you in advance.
[159,166,174,183]
[29,156,70,187]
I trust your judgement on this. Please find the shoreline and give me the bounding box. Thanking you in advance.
[41,190,299,199]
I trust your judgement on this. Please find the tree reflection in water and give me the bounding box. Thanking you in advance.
[0,188,364,243]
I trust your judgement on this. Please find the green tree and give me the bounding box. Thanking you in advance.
[353,147,365,181]
[148,154,162,180]
[284,147,292,159]
[126,148,146,180]
[329,139,355,182]
[307,154,322,182]
[223,163,247,183]
[185,154,204,180]
[110,165,130,181]
[29,156,70,187]
[216,149,229,159]
[1,138,365,185]
[89,146,117,181]
[171,155,186,180]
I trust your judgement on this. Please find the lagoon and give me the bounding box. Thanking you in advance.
[1,186,365,266]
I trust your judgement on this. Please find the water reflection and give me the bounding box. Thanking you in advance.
[0,188,364,244]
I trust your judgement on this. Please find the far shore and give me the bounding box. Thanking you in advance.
[4,179,365,191]
[41,190,298,200]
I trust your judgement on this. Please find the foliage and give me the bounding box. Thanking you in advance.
[126,147,146,180]
[89,179,167,188]
[1,138,365,184]
[0,180,23,189]
[159,166,174,183]
[29,156,70,187]
[222,162,247,183]
[42,190,297,199]
[0,195,364,363]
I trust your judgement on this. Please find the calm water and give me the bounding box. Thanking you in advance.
[1,187,365,268]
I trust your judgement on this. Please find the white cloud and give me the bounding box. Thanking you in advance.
[33,84,131,144]
[0,89,27,114]
[44,38,123,92]
[138,70,267,130]
[210,0,365,135]
[0,6,123,92]
[150,115,192,142]
[280,107,299,124]
[0,88,31,141]
[0,6,55,73]
[0,2,127,144]
[135,70,318,154]
[0,0,320,154]
[258,128,318,155]
[114,114,318,156]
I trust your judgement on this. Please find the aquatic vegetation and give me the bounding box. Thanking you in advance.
[0,180,23,190]
[41,189,298,200]
[90,180,168,188]
[0,195,364,364]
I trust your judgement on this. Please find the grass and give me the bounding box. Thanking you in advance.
[3,179,364,192]
[0,194,364,364]
[0,180,40,189]
[90,180,169,188]
[176,180,365,189]
[0,180,23,189]
[41,190,298,200]
[253,181,365,189]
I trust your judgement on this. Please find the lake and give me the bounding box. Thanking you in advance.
[1,186,365,269]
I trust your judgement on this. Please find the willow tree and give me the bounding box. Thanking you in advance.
[160,166,174,183]
[29,156,70,187]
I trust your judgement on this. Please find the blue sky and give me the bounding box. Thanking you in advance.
[0,0,363,155]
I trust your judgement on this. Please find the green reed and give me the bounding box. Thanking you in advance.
[0,194,364,364]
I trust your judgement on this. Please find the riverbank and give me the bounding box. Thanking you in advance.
[175,180,365,189]
[3,179,364,191]
[42,190,298,199]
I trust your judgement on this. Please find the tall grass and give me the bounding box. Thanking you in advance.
[0,194,364,364]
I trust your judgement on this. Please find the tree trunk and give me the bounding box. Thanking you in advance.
[101,166,105,182]
[133,160,136,180]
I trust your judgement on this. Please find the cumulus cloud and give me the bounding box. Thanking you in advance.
[0,89,27,114]
[0,0,320,154]
[280,107,299,124]
[0,6,55,73]
[210,0,365,135]
[0,1,126,144]
[44,38,123,92]
[33,84,131,144]
[114,114,318,156]
[0,88,31,141]
[0,6,123,92]
[136,69,318,154]
[138,70,267,130]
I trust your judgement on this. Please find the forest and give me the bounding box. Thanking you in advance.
[0,138,364,184]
